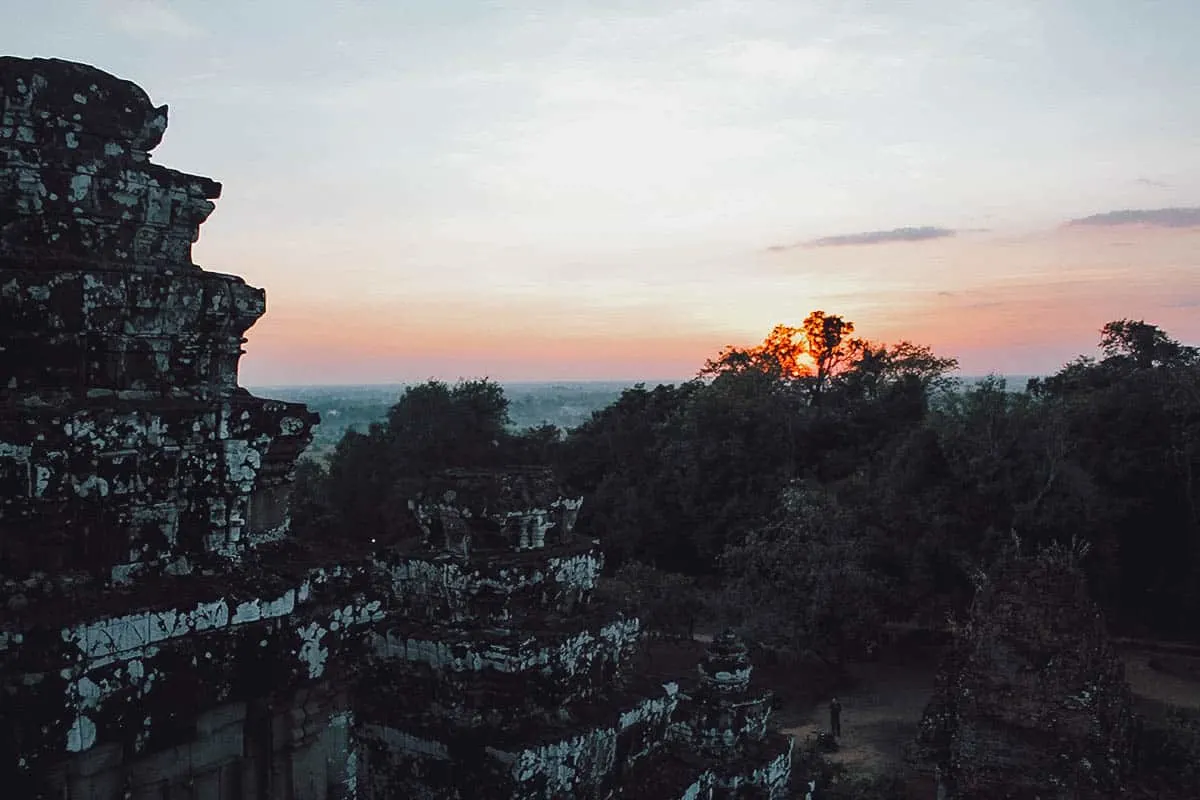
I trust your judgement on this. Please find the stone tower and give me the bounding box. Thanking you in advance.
[913,540,1137,799]
[659,631,793,798]
[355,475,793,799]
[0,57,794,799]
[0,57,371,798]
[354,466,666,798]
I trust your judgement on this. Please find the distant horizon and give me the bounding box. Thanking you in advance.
[248,372,1048,391]
[248,379,692,389]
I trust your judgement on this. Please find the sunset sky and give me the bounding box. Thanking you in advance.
[8,0,1200,384]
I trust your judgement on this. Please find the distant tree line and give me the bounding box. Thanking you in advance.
[282,384,628,464]
[293,312,1200,662]
[292,379,560,545]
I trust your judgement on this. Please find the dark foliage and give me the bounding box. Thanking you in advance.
[293,378,561,543]
[558,313,1200,649]
[303,314,1200,651]
[291,312,1200,800]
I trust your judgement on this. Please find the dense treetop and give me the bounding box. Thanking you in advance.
[295,314,1200,649]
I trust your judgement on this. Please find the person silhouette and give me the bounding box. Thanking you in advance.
[829,697,842,738]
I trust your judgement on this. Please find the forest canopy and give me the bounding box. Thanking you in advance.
[294,314,1200,659]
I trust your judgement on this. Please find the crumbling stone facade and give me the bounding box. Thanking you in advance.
[357,470,792,799]
[358,467,657,798]
[0,57,793,799]
[636,631,793,799]
[0,55,378,799]
[913,539,1137,799]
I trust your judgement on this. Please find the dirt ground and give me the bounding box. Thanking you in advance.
[775,654,939,776]
[770,645,1200,779]
[651,633,1200,787]
[661,634,941,776]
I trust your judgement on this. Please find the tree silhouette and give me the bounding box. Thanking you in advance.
[1100,319,1199,369]
[700,310,867,406]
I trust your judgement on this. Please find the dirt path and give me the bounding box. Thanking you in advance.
[686,631,1200,782]
[770,648,1200,778]
[1120,648,1200,717]
[778,659,938,775]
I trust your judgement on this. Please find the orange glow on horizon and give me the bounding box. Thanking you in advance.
[236,225,1200,385]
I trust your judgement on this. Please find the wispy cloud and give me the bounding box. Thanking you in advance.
[1066,207,1200,229]
[770,225,957,251]
[1163,294,1200,309]
[104,0,201,39]
[1135,177,1172,189]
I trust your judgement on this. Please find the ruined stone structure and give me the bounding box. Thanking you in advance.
[629,631,793,798]
[356,466,670,798]
[913,539,1137,799]
[358,467,792,798]
[0,55,359,798]
[0,57,792,799]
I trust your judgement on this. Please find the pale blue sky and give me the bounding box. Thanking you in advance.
[6,1,1199,382]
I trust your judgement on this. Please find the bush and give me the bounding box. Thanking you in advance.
[597,562,701,639]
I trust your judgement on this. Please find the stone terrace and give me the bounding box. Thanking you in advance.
[0,57,794,800]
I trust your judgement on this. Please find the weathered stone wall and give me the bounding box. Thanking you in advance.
[1,56,793,800]
[353,468,659,798]
[0,56,318,593]
[41,688,357,799]
[0,57,212,270]
[357,683,681,800]
[409,467,584,556]
[914,540,1137,799]
[349,473,793,800]
[375,537,603,625]
[0,56,334,799]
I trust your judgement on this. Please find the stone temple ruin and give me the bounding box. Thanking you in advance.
[912,539,1137,799]
[0,57,793,798]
